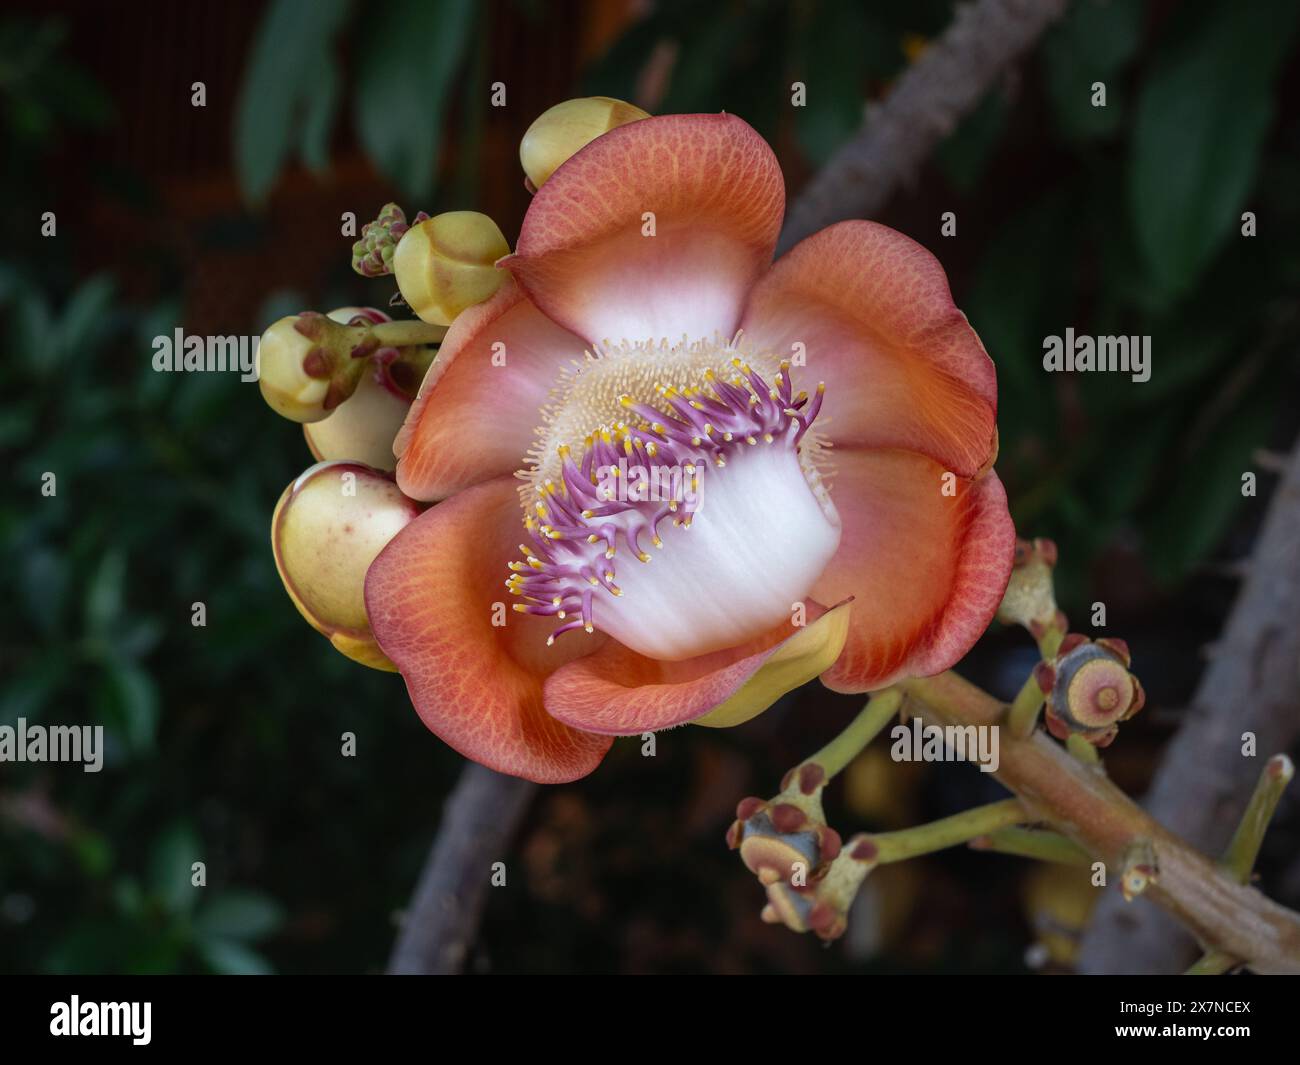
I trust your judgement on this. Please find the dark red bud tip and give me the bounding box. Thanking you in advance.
[1095,637,1132,667]
[1033,660,1056,693]
[1044,710,1068,741]
[322,380,347,411]
[1126,677,1146,718]
[850,837,878,863]
[820,827,842,862]
[1057,632,1089,658]
[302,348,330,378]
[807,901,843,938]
[798,763,826,795]
[725,820,743,850]
[769,803,806,833]
[736,796,765,821]
[1036,538,1058,566]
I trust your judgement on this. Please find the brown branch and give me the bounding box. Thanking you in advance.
[901,672,1300,973]
[387,764,537,974]
[778,0,1070,256]
[1076,432,1300,973]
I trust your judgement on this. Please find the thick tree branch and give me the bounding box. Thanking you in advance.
[387,765,537,974]
[1077,434,1300,973]
[778,0,1070,255]
[902,672,1300,973]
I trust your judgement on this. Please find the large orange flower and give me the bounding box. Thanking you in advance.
[364,113,1014,783]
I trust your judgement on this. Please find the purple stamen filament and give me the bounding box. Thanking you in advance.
[507,359,827,646]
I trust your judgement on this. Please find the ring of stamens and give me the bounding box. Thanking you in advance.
[506,354,827,645]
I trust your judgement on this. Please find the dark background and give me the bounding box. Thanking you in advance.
[1,0,1298,974]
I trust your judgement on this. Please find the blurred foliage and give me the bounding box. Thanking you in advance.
[4,0,1300,974]
[234,0,480,204]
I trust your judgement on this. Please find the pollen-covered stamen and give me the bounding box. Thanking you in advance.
[506,360,839,659]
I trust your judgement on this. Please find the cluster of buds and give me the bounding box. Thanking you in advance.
[728,762,853,937]
[260,97,650,672]
[1036,634,1146,748]
[351,202,429,278]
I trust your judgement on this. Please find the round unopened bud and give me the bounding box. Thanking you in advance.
[1045,636,1145,747]
[520,96,650,189]
[257,312,373,423]
[271,461,420,670]
[303,308,434,471]
[392,212,510,327]
[726,795,841,887]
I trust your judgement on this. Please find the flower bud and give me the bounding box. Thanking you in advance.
[1044,635,1145,747]
[760,839,878,941]
[520,96,650,189]
[302,308,435,472]
[392,211,511,327]
[257,312,376,423]
[351,203,429,278]
[271,461,420,670]
[726,793,842,887]
[997,537,1066,649]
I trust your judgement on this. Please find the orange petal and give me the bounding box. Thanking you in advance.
[393,278,585,502]
[814,449,1015,692]
[506,113,784,344]
[544,601,851,735]
[365,477,612,782]
[741,221,998,477]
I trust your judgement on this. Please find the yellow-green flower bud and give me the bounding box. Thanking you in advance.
[271,461,420,671]
[519,96,650,189]
[392,211,511,327]
[257,312,374,424]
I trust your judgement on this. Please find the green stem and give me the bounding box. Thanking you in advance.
[1037,622,1065,660]
[1066,733,1100,765]
[1186,950,1237,976]
[870,798,1028,864]
[1007,672,1046,739]
[803,688,902,780]
[370,320,448,348]
[970,826,1090,865]
[1222,754,1294,883]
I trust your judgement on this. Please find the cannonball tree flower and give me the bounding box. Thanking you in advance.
[364,111,1015,783]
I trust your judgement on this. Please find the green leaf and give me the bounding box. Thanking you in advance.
[1042,0,1143,142]
[84,547,126,639]
[148,821,204,916]
[197,938,276,975]
[1129,0,1300,299]
[194,891,285,942]
[794,0,881,166]
[937,89,1008,193]
[56,274,116,360]
[233,0,352,205]
[1144,384,1278,585]
[353,0,476,202]
[99,660,160,753]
